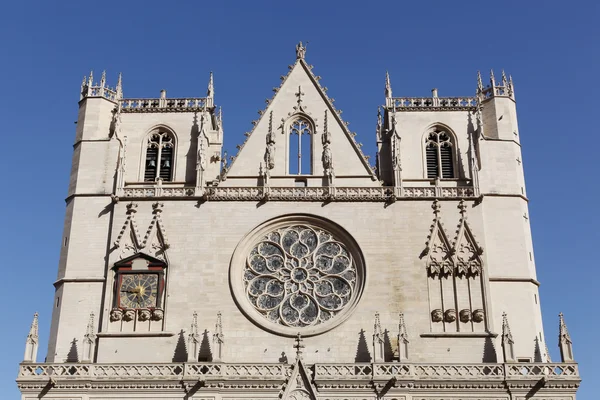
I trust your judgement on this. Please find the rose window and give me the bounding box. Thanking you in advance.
[231,217,365,336]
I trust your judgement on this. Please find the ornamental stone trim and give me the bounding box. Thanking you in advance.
[230,215,366,337]
[120,186,477,201]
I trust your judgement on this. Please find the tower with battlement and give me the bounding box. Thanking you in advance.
[17,43,580,399]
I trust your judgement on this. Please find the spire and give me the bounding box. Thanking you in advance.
[385,71,393,99]
[477,71,484,94]
[501,312,516,362]
[23,312,39,362]
[398,312,409,362]
[212,311,224,362]
[376,106,382,140]
[293,333,305,361]
[295,41,306,60]
[489,69,496,87]
[115,72,123,99]
[100,70,106,88]
[373,312,385,362]
[559,312,575,362]
[187,311,200,362]
[87,70,94,88]
[322,110,334,186]
[81,312,97,362]
[501,70,508,87]
[207,71,214,99]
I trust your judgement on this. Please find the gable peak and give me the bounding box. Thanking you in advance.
[295,41,307,60]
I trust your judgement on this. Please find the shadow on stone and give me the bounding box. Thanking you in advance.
[279,351,288,363]
[173,329,188,362]
[66,338,79,363]
[482,336,497,363]
[383,329,395,362]
[355,329,371,363]
[198,329,213,362]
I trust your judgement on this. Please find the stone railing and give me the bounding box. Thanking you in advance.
[387,97,477,111]
[18,362,578,382]
[314,362,579,381]
[119,186,477,201]
[119,97,213,112]
[82,85,119,102]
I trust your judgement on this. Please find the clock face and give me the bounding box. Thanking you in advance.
[118,273,159,309]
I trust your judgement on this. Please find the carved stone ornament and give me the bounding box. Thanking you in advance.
[431,309,443,322]
[151,308,164,321]
[230,215,366,337]
[138,309,151,322]
[123,309,135,322]
[109,309,123,322]
[444,309,457,323]
[472,308,485,323]
[459,309,472,323]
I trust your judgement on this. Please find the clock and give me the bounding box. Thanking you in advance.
[118,273,159,309]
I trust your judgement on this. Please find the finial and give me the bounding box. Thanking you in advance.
[82,312,97,362]
[86,312,95,335]
[295,85,304,107]
[398,312,409,361]
[508,75,515,98]
[116,73,123,99]
[385,71,393,99]
[501,70,508,87]
[207,71,214,99]
[374,312,383,336]
[477,71,483,93]
[213,311,225,362]
[294,333,305,361]
[489,69,496,87]
[81,75,87,89]
[458,200,467,217]
[191,311,199,334]
[88,71,94,87]
[295,41,307,59]
[322,110,331,144]
[100,70,106,87]
[432,199,441,217]
[502,312,516,362]
[558,312,574,362]
[373,312,385,362]
[24,312,39,362]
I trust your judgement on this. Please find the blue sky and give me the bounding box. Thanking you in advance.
[1,0,597,398]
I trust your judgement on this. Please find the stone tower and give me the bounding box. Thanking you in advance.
[17,44,580,399]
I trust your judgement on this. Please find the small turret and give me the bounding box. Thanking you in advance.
[397,313,409,362]
[373,312,385,362]
[385,71,393,104]
[212,311,224,362]
[502,312,516,362]
[207,71,214,105]
[559,313,575,362]
[23,312,39,363]
[81,312,97,363]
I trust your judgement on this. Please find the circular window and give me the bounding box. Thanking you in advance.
[230,215,366,337]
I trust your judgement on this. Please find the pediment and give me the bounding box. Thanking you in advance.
[222,49,376,186]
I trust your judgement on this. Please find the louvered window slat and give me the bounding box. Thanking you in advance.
[426,146,438,178]
[440,145,454,178]
[144,147,158,181]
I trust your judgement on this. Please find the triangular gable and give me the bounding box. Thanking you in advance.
[114,203,143,259]
[142,202,170,261]
[114,252,167,268]
[280,359,318,400]
[222,44,376,184]
[452,201,483,276]
[422,201,453,277]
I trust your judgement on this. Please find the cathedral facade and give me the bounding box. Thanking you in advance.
[17,43,580,399]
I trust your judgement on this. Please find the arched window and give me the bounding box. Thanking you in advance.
[425,128,455,179]
[144,131,174,181]
[289,117,312,175]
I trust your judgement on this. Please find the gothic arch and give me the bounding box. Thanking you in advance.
[284,113,316,175]
[421,123,459,180]
[138,124,178,182]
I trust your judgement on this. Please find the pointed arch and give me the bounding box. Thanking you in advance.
[139,124,178,182]
[285,113,315,175]
[422,123,458,179]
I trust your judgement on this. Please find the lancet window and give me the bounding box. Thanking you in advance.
[144,131,175,181]
[425,128,455,179]
[289,117,313,175]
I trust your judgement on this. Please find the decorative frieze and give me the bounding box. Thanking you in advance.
[120,185,476,201]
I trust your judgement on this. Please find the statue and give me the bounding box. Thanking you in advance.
[295,42,306,59]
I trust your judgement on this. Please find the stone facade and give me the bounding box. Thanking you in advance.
[17,44,580,399]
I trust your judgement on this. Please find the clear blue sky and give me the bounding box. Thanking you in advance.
[1,1,597,398]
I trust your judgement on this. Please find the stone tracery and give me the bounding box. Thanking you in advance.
[244,224,357,328]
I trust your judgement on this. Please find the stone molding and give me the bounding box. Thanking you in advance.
[119,185,477,201]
